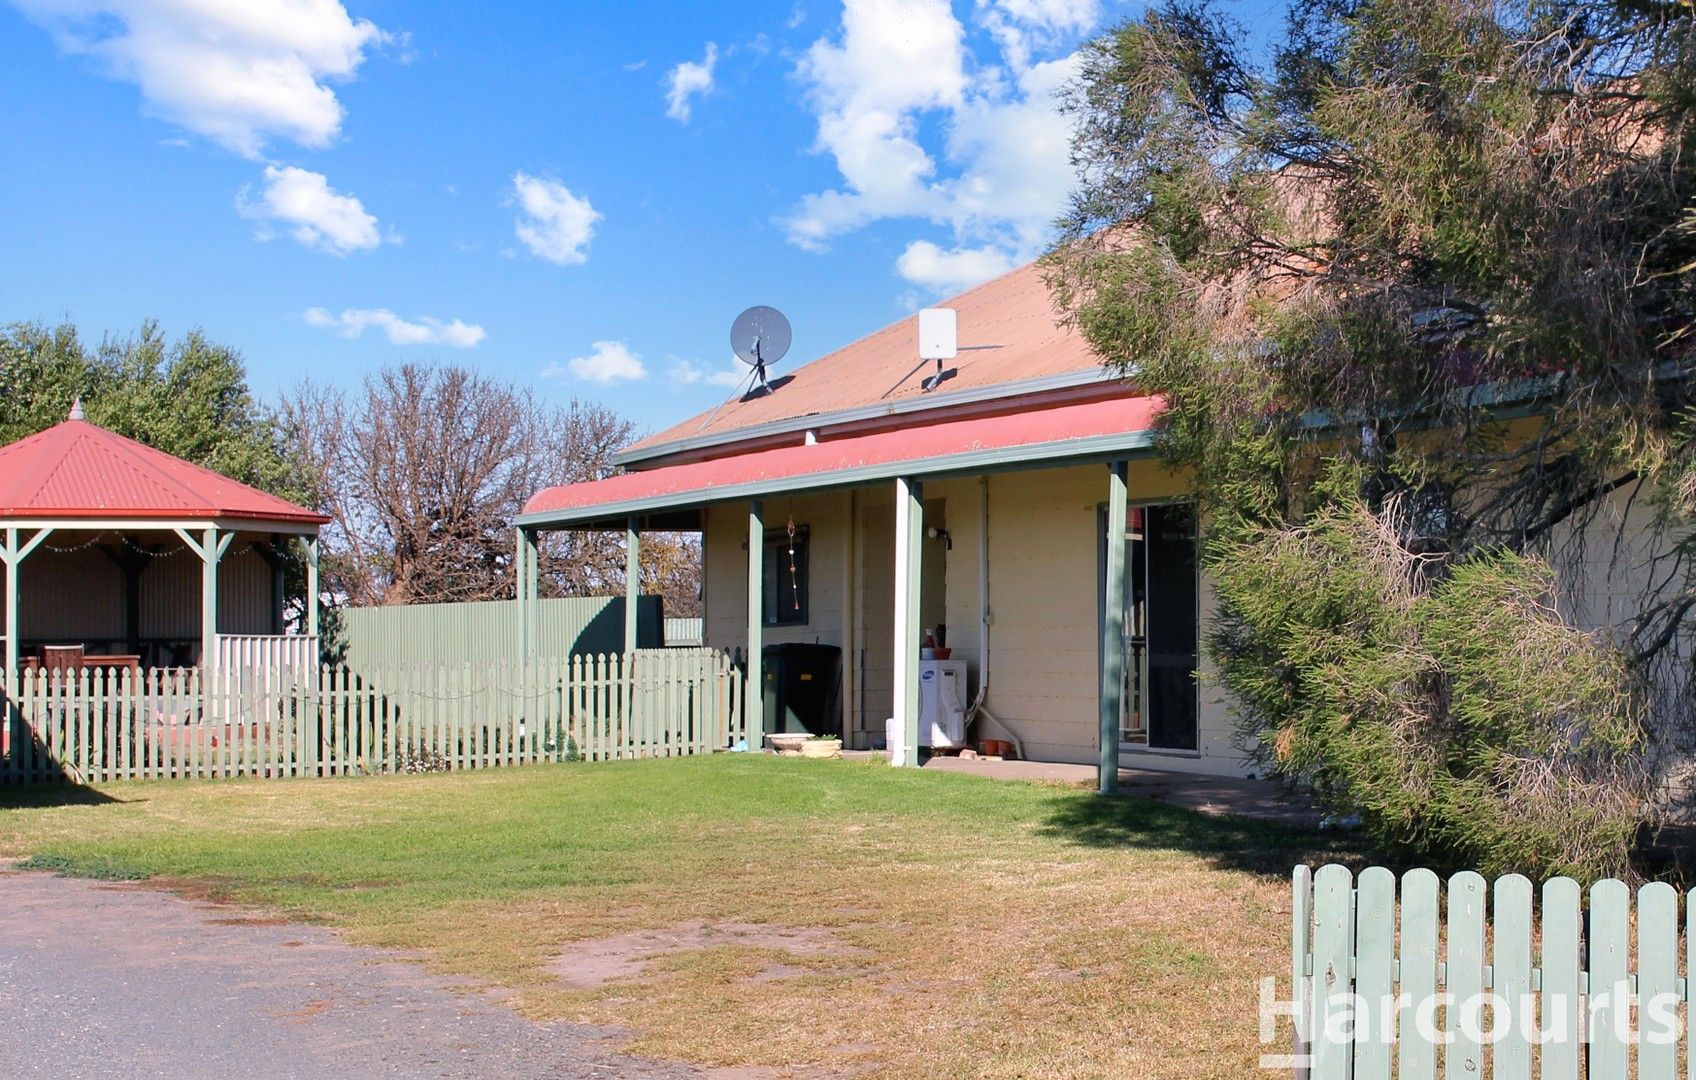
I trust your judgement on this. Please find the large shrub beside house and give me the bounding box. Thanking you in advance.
[1050,0,1694,877]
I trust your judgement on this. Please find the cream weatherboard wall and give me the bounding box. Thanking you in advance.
[701,488,946,741]
[700,460,1256,778]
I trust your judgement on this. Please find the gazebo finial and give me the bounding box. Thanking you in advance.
[68,397,85,422]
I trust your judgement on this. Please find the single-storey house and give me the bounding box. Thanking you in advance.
[516,261,1216,788]
[515,259,1661,790]
[0,404,328,676]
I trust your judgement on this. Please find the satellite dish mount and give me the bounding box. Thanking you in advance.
[730,306,793,398]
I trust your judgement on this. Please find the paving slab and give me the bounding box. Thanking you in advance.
[917,754,1323,827]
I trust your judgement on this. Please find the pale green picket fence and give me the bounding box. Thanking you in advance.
[1292,863,1690,1079]
[0,648,747,784]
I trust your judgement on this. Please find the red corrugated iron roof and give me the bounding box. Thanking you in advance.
[624,258,1104,459]
[522,395,1164,525]
[0,418,330,526]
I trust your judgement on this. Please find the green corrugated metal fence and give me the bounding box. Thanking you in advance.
[1291,863,1687,1078]
[335,595,664,671]
[0,648,746,783]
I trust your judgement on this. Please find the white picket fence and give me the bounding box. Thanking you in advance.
[0,648,747,784]
[1292,863,1690,1079]
[215,634,319,682]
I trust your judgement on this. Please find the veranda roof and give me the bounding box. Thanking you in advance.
[519,394,1165,528]
[0,413,328,528]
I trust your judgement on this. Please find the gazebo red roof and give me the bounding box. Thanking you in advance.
[0,416,329,527]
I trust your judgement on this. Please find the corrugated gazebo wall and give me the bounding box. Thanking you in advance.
[0,534,277,649]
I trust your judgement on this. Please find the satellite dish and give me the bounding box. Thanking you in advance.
[730,306,792,395]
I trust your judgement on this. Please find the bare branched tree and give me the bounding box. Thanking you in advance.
[283,364,701,615]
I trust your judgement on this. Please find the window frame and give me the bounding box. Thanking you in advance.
[762,525,810,627]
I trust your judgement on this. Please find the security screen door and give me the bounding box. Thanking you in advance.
[1102,502,1199,752]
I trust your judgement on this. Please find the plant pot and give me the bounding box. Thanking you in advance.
[800,738,843,759]
[765,732,811,755]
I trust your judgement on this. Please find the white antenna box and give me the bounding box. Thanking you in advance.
[918,307,957,361]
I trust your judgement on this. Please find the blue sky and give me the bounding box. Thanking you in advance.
[1,1,1276,436]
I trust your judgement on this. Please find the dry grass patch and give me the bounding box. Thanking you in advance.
[0,756,1364,1078]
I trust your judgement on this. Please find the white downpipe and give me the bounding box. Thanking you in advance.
[978,475,990,692]
[965,475,1025,760]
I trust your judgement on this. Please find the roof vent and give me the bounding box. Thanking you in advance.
[68,398,85,422]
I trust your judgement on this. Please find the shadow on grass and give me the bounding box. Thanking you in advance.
[0,782,126,810]
[1040,792,1383,880]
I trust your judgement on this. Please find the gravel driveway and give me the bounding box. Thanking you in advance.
[0,869,703,1080]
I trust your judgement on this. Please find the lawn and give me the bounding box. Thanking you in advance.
[0,756,1364,1078]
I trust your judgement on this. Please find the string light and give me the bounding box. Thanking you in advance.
[27,531,191,558]
[36,531,110,554]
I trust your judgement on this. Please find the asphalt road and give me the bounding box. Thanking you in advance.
[0,869,700,1080]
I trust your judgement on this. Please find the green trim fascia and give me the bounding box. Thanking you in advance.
[519,427,1160,529]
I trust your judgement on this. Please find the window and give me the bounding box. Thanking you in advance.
[762,526,809,626]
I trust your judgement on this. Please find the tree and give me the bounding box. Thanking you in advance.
[1050,0,1696,877]
[285,364,702,614]
[0,320,308,502]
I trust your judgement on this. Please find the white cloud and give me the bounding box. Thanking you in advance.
[238,165,383,255]
[709,362,751,387]
[547,340,648,385]
[783,0,967,250]
[664,43,718,123]
[303,308,485,348]
[14,0,389,158]
[511,172,601,265]
[977,0,1098,71]
[784,0,1095,293]
[943,54,1083,253]
[895,240,1018,293]
[670,358,749,388]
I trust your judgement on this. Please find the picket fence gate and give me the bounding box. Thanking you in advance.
[0,648,747,784]
[1292,863,1696,1079]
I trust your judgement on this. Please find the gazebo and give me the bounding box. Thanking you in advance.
[0,404,328,676]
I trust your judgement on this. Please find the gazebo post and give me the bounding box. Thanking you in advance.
[201,526,220,672]
[2,526,53,677]
[3,527,17,678]
[304,534,320,639]
[177,526,233,673]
